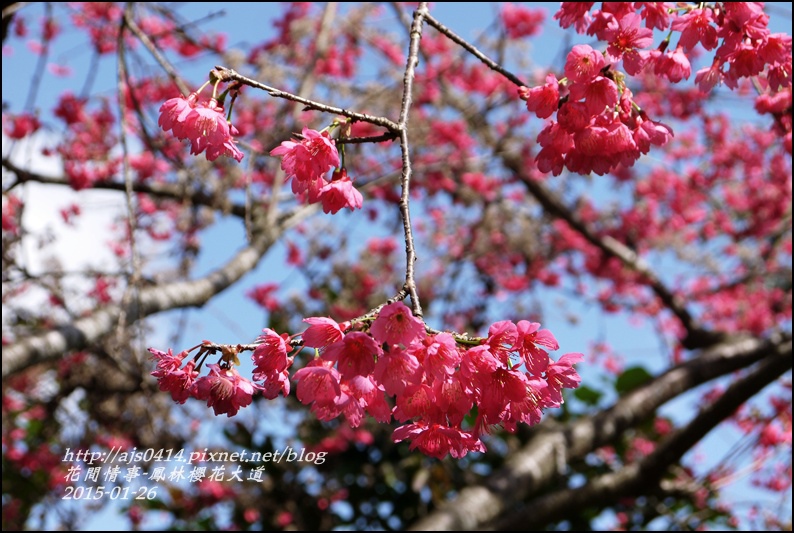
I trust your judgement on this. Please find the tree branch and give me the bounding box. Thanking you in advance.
[422,12,527,88]
[1,204,317,381]
[492,341,793,530]
[212,66,401,132]
[394,3,428,317]
[507,160,724,350]
[2,158,249,218]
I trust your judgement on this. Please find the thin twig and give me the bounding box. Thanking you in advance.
[423,11,527,88]
[394,3,429,318]
[124,5,190,96]
[212,66,401,132]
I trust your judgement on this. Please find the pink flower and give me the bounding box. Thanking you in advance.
[193,364,258,417]
[159,94,244,162]
[373,349,421,396]
[393,383,439,422]
[545,352,584,407]
[501,377,547,430]
[184,99,231,155]
[654,47,691,83]
[252,329,291,379]
[251,329,294,400]
[149,348,198,404]
[302,317,345,349]
[158,92,198,139]
[392,422,485,460]
[410,333,462,382]
[515,320,558,376]
[574,119,636,159]
[149,347,188,371]
[603,13,654,63]
[501,3,545,39]
[319,168,363,214]
[568,75,619,116]
[205,124,244,162]
[293,359,342,406]
[695,60,725,92]
[461,345,504,379]
[486,320,518,363]
[564,44,605,84]
[369,301,426,347]
[633,114,673,154]
[247,283,280,311]
[324,331,382,379]
[553,3,594,33]
[270,127,340,185]
[518,74,560,119]
[432,374,473,427]
[671,8,718,51]
[3,113,42,139]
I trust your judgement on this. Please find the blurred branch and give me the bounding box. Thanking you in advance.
[492,338,793,530]
[123,3,190,96]
[1,202,317,381]
[409,332,792,530]
[2,158,248,218]
[507,159,725,350]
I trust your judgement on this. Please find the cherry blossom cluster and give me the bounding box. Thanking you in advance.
[520,2,791,176]
[150,301,582,459]
[520,44,674,176]
[270,126,363,214]
[158,90,244,163]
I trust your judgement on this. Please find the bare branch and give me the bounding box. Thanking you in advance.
[213,66,401,132]
[423,11,527,88]
[394,3,428,317]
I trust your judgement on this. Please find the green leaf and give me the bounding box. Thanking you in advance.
[573,385,603,406]
[615,366,653,394]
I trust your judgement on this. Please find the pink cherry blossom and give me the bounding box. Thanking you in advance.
[149,348,198,404]
[252,329,292,379]
[671,8,718,51]
[369,301,426,347]
[184,99,231,155]
[392,422,485,460]
[517,73,560,119]
[603,12,654,63]
[546,352,584,407]
[193,364,259,417]
[293,359,343,407]
[373,349,421,396]
[411,332,462,382]
[564,44,605,84]
[654,47,692,83]
[302,316,345,349]
[501,3,545,39]
[158,92,198,139]
[270,127,340,185]
[515,320,558,376]
[319,168,363,214]
[323,331,382,378]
